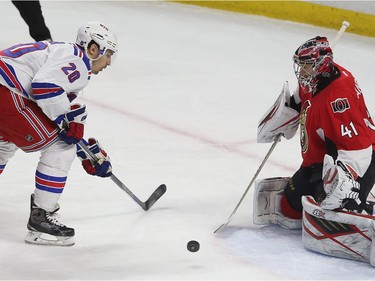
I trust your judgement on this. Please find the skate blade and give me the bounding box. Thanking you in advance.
[25,231,75,246]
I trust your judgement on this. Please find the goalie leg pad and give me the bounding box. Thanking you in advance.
[253,177,302,229]
[302,195,375,265]
[370,221,375,267]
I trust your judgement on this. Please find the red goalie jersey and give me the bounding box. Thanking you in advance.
[298,63,375,177]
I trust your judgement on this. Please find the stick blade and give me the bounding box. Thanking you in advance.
[143,184,167,211]
[213,223,227,234]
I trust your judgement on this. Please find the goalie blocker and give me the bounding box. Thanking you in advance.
[253,177,375,266]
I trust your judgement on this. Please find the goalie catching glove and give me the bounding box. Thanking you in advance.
[76,138,112,178]
[320,154,360,210]
[257,81,300,143]
[55,104,87,144]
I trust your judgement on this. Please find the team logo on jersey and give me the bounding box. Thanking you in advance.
[331,98,350,113]
[300,100,311,153]
[25,135,34,142]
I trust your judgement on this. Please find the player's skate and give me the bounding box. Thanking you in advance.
[25,194,75,246]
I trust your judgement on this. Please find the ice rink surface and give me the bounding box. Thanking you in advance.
[1,1,375,280]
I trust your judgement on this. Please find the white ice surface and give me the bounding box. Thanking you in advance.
[1,1,375,280]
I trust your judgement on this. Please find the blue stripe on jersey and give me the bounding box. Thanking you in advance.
[0,164,6,174]
[73,44,91,80]
[0,60,29,97]
[31,82,65,100]
[35,170,67,194]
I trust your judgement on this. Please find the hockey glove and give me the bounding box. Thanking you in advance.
[55,104,87,144]
[257,82,300,143]
[76,138,112,178]
[320,154,360,210]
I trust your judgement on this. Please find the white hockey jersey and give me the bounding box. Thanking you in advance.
[0,41,92,121]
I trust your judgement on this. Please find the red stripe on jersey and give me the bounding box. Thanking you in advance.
[0,60,24,94]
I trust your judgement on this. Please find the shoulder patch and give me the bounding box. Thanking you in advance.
[331,98,350,113]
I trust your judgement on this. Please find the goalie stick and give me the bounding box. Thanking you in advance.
[78,141,167,211]
[331,21,350,49]
[214,134,282,233]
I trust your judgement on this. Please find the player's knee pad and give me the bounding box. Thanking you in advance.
[39,140,76,174]
[0,140,18,175]
[253,177,302,230]
[0,140,18,163]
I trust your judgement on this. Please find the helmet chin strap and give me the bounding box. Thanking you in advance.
[85,49,102,62]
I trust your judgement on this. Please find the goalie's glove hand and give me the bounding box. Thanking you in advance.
[257,82,300,143]
[55,104,87,144]
[320,154,360,210]
[77,138,112,178]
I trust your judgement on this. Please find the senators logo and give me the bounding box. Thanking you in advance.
[331,98,350,113]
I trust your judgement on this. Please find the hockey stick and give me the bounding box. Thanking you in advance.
[78,141,167,211]
[331,21,350,49]
[214,134,282,233]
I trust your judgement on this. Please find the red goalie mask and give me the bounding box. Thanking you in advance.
[293,36,333,93]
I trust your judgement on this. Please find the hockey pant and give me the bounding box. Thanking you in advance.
[0,85,76,211]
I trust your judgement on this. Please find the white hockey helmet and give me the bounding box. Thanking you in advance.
[76,21,118,55]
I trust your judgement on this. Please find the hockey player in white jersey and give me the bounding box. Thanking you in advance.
[0,21,116,246]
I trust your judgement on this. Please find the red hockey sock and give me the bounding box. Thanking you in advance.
[280,194,302,219]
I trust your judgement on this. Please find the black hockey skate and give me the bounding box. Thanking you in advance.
[25,194,75,246]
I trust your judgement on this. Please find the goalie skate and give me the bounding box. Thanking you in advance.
[25,194,75,246]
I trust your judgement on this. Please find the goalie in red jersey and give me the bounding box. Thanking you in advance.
[254,36,375,265]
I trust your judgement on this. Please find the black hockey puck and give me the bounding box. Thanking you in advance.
[187,240,200,252]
